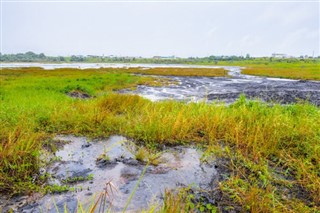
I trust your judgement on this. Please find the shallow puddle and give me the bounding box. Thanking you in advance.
[5,135,217,212]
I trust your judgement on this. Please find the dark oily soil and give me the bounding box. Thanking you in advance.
[123,67,320,106]
[67,90,91,99]
[207,90,320,106]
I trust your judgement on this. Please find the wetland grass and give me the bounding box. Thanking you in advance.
[1,67,319,212]
[242,64,320,80]
[213,59,320,80]
[122,67,229,77]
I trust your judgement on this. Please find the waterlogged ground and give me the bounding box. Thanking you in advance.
[1,63,320,212]
[3,63,319,105]
[0,62,224,70]
[1,136,217,212]
[124,67,320,105]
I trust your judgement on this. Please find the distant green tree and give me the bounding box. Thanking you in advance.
[70,55,84,62]
[39,53,46,59]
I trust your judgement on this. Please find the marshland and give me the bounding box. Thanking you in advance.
[0,60,320,212]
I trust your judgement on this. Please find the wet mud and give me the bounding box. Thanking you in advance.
[1,136,217,212]
[67,90,91,99]
[124,67,320,106]
[3,63,319,105]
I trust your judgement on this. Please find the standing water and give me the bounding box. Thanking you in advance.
[2,136,217,212]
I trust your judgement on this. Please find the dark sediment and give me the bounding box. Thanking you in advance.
[67,90,91,99]
[207,90,320,106]
[123,67,320,106]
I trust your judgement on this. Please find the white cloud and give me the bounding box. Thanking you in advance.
[1,2,319,57]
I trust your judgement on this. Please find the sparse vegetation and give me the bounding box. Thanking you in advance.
[62,174,94,184]
[45,184,70,194]
[159,188,196,213]
[0,67,319,212]
[89,180,118,212]
[135,147,149,162]
[96,153,110,162]
[134,147,162,165]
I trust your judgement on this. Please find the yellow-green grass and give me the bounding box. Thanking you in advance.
[201,59,320,80]
[1,67,319,212]
[122,67,228,77]
[242,65,320,80]
[0,67,164,92]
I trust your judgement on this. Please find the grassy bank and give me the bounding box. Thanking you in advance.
[123,67,228,77]
[1,67,319,212]
[241,63,320,80]
[214,59,320,80]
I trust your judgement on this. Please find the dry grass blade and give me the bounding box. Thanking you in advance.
[90,180,118,213]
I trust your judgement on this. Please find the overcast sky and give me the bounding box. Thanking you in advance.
[1,1,319,57]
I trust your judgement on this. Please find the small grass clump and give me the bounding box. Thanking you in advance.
[1,67,319,212]
[45,184,70,194]
[159,188,196,213]
[62,174,94,184]
[135,147,149,162]
[134,147,162,166]
[96,153,110,162]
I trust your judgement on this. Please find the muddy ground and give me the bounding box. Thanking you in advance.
[1,136,220,212]
[124,67,320,106]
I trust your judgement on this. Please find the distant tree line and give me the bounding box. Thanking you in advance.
[0,52,251,63]
[0,52,253,63]
[1,51,319,64]
[0,52,66,62]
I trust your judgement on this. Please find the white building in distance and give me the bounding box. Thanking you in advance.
[271,53,290,58]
